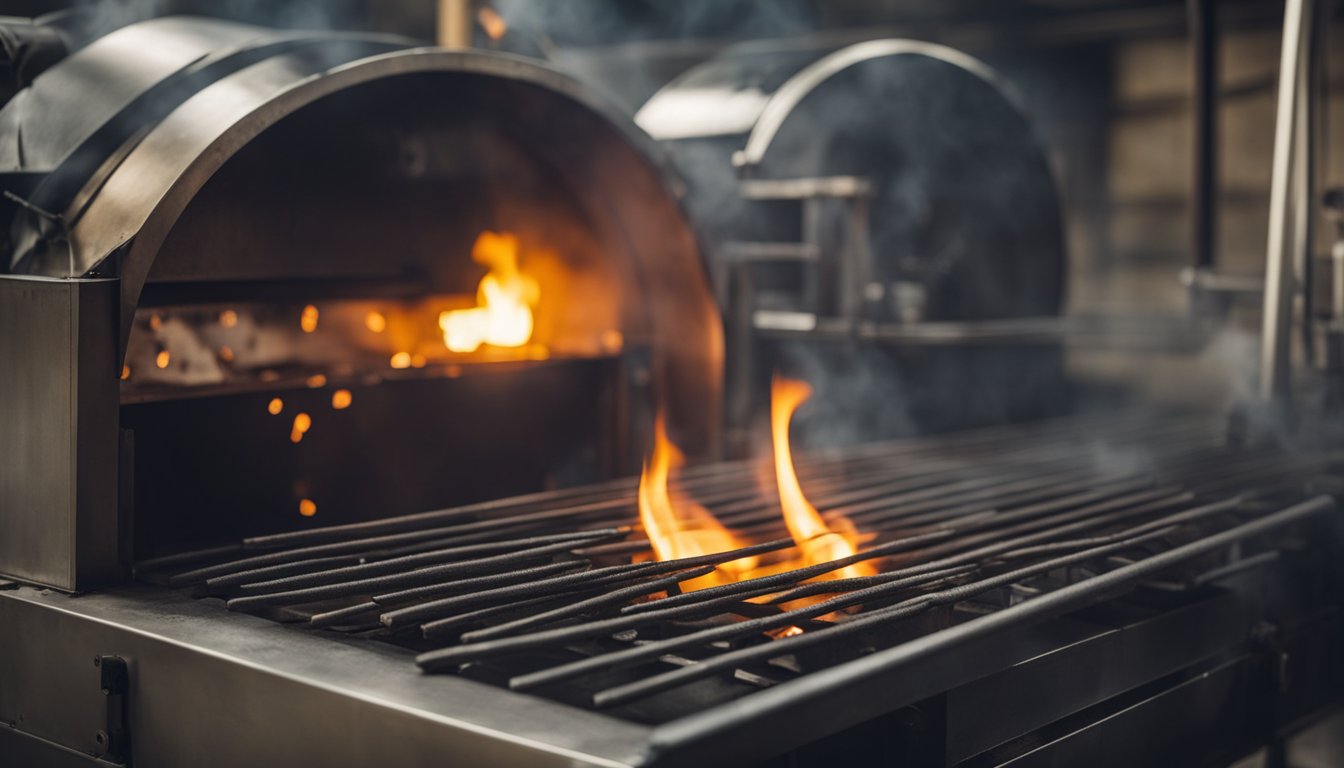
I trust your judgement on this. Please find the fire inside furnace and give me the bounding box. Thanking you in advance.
[638,376,872,592]
[439,231,540,353]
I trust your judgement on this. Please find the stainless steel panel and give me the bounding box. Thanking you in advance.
[0,17,270,172]
[0,586,651,767]
[0,276,118,590]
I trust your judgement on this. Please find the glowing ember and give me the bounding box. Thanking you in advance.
[771,376,873,580]
[155,350,171,369]
[439,231,539,353]
[219,309,238,328]
[478,6,508,41]
[331,389,352,410]
[638,414,759,591]
[121,365,131,381]
[267,398,284,415]
[290,412,312,444]
[364,311,387,333]
[306,374,327,388]
[149,313,163,331]
[300,304,319,333]
[298,498,317,517]
[390,352,412,369]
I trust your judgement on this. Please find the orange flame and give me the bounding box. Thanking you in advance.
[638,415,759,591]
[771,376,873,580]
[477,6,508,41]
[439,231,540,353]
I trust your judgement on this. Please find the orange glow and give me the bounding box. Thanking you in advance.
[290,412,312,444]
[218,346,234,362]
[331,389,352,410]
[439,232,540,353]
[219,309,238,328]
[155,350,171,369]
[148,313,163,331]
[306,374,327,388]
[390,352,412,369]
[267,397,284,415]
[771,376,872,580]
[298,498,317,517]
[478,6,508,41]
[121,365,131,381]
[364,311,387,333]
[638,414,759,591]
[300,304,319,333]
[410,353,427,369]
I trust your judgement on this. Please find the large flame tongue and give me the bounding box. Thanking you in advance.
[638,415,760,591]
[439,231,539,353]
[771,376,874,581]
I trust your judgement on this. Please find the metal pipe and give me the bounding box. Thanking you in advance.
[437,0,473,49]
[1188,0,1219,272]
[1260,0,1317,401]
[1294,0,1320,364]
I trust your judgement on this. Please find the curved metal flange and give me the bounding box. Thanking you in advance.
[734,39,1019,169]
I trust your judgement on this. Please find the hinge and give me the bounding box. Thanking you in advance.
[93,654,131,765]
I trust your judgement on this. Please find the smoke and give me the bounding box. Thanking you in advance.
[777,342,915,452]
[490,0,815,49]
[487,0,817,109]
[59,0,369,41]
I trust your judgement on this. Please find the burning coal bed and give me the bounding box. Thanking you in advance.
[146,401,1340,721]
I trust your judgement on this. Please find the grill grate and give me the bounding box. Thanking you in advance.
[143,411,1341,718]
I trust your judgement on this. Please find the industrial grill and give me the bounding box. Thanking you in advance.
[2,7,1343,768]
[5,410,1341,766]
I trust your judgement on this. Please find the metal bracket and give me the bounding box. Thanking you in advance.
[94,654,131,765]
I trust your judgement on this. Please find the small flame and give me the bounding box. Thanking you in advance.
[219,309,238,328]
[439,232,540,353]
[771,376,873,580]
[298,498,317,517]
[390,352,412,369]
[364,311,386,333]
[300,304,319,333]
[306,374,327,388]
[121,365,131,381]
[268,397,284,415]
[155,350,171,369]
[638,414,759,591]
[478,6,508,41]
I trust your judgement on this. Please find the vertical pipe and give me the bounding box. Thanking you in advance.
[1188,0,1219,272]
[801,197,823,314]
[438,0,474,49]
[1260,0,1312,401]
[1293,3,1319,365]
[726,260,756,456]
